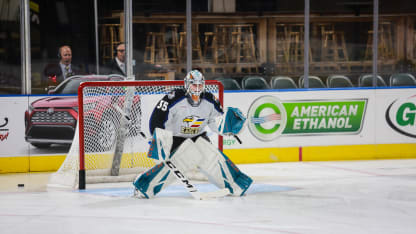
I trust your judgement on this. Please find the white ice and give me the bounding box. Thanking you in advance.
[1,159,416,234]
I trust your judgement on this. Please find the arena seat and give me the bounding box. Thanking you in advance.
[215,77,241,90]
[270,76,297,89]
[358,74,386,87]
[242,76,270,90]
[298,75,326,88]
[389,73,416,87]
[326,75,354,88]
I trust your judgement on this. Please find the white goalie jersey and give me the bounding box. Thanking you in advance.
[149,89,223,138]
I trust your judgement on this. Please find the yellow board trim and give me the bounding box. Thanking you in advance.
[0,156,30,173]
[302,143,416,161]
[225,143,416,164]
[1,143,416,173]
[30,155,66,172]
[224,147,299,164]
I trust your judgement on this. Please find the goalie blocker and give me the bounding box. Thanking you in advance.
[133,128,252,198]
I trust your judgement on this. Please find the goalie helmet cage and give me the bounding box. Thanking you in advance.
[75,80,224,189]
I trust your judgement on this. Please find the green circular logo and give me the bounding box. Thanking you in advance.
[247,96,287,141]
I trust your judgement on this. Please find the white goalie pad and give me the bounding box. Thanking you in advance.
[169,138,204,171]
[193,138,229,188]
[194,137,252,196]
[147,128,207,181]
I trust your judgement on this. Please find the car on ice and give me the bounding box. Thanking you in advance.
[24,75,126,149]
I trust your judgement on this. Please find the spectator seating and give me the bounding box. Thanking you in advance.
[326,75,354,88]
[215,77,241,90]
[270,76,297,89]
[242,76,270,90]
[358,74,387,87]
[298,75,326,88]
[389,73,416,87]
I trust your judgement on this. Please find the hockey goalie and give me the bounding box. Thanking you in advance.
[133,70,252,199]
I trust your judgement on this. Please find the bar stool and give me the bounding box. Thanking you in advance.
[100,24,121,63]
[320,24,335,61]
[380,22,394,58]
[288,25,312,63]
[203,32,218,64]
[144,32,169,64]
[275,24,292,73]
[285,24,313,73]
[215,24,232,64]
[178,31,203,63]
[163,24,181,64]
[275,24,290,64]
[293,24,312,63]
[212,24,258,73]
[364,22,394,60]
[230,24,257,64]
[319,24,349,71]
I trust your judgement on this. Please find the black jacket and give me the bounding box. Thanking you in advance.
[105,59,126,76]
[43,63,83,85]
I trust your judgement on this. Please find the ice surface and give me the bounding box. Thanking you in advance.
[1,160,416,234]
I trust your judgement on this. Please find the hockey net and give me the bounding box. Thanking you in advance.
[48,80,223,189]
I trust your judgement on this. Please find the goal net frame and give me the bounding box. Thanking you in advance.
[76,80,224,189]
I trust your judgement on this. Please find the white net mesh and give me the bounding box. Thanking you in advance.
[48,80,221,189]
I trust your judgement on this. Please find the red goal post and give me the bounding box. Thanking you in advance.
[77,80,224,189]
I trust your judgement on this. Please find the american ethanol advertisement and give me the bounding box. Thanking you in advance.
[247,96,367,141]
[282,100,366,134]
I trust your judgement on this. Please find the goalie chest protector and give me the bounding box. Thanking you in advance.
[149,89,223,138]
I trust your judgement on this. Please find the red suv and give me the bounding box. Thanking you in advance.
[24,75,125,148]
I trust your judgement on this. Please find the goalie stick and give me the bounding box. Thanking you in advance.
[234,135,242,144]
[163,159,230,200]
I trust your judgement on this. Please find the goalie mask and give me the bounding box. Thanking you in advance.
[184,70,205,106]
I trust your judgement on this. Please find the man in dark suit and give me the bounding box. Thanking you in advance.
[43,45,83,86]
[105,43,126,76]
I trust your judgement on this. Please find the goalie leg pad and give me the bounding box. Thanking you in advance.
[133,162,176,198]
[195,138,252,196]
[168,138,204,171]
[147,128,173,161]
[133,138,203,198]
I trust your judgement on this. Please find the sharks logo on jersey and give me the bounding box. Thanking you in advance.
[181,116,205,134]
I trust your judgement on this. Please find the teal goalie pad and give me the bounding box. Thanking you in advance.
[147,128,173,161]
[219,151,253,196]
[133,162,175,198]
[147,136,159,160]
[218,107,246,135]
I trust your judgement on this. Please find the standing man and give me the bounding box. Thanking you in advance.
[106,43,126,76]
[43,45,82,85]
